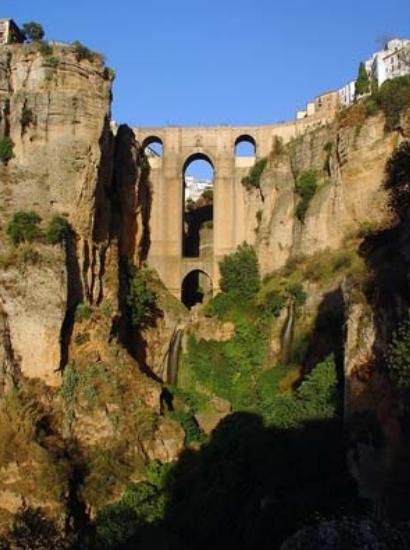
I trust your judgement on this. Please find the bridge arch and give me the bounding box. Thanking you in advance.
[234,134,257,157]
[142,135,164,157]
[181,269,213,309]
[182,153,214,258]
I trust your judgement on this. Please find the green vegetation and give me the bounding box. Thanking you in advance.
[45,215,71,244]
[0,136,14,163]
[38,41,53,57]
[75,302,92,321]
[355,62,371,97]
[104,67,116,80]
[295,170,319,222]
[241,157,267,189]
[71,40,95,62]
[219,242,260,299]
[95,463,172,548]
[377,75,410,131]
[386,318,410,389]
[6,211,42,245]
[201,188,213,202]
[126,267,156,327]
[22,22,45,42]
[339,75,410,132]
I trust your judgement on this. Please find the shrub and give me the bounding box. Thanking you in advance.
[219,242,260,299]
[287,282,307,307]
[60,363,80,407]
[75,303,92,321]
[295,170,318,222]
[261,290,286,317]
[38,42,53,57]
[104,67,116,80]
[7,211,42,245]
[22,22,45,42]
[45,215,71,244]
[355,62,371,97]
[242,158,267,189]
[296,355,338,419]
[386,318,410,388]
[170,410,205,445]
[377,75,410,131]
[71,40,95,62]
[0,136,14,163]
[201,189,213,202]
[127,268,156,327]
[44,56,60,68]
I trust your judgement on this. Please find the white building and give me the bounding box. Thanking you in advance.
[336,38,410,109]
[185,176,212,203]
[0,18,25,45]
[369,38,410,86]
[338,80,356,107]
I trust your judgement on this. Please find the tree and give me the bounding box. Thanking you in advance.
[45,215,71,244]
[6,211,42,245]
[22,22,45,42]
[126,268,156,327]
[219,242,260,299]
[355,62,370,97]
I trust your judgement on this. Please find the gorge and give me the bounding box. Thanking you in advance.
[1,34,410,549]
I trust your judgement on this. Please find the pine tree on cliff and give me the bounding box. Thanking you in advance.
[355,62,370,98]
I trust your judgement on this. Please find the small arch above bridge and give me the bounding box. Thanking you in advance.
[142,135,163,158]
[234,134,256,157]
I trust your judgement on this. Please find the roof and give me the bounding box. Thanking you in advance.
[0,18,26,40]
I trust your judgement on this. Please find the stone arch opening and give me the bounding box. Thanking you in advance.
[181,269,212,309]
[142,136,163,157]
[182,153,214,258]
[234,134,256,157]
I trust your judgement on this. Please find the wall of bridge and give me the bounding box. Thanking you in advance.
[132,121,307,299]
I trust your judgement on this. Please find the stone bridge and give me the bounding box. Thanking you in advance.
[133,119,313,304]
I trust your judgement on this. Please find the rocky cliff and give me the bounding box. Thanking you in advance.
[0,41,184,528]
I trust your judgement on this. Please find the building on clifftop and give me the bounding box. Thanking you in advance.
[0,19,25,45]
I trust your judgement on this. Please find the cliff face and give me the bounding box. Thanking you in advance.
[245,112,404,275]
[0,42,184,525]
[0,42,114,385]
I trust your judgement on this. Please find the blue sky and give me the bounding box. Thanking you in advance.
[3,0,410,128]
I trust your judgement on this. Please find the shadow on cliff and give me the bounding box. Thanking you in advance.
[108,125,163,380]
[118,412,358,550]
[355,141,410,519]
[303,287,346,378]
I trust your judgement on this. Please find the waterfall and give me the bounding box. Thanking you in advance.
[281,301,295,365]
[166,328,184,386]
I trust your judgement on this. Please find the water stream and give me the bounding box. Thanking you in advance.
[166,328,184,385]
[281,300,295,365]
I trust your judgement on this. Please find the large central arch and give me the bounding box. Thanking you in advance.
[182,153,214,259]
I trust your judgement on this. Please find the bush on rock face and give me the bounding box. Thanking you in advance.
[0,136,14,163]
[45,215,71,244]
[7,211,42,245]
[219,242,260,300]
